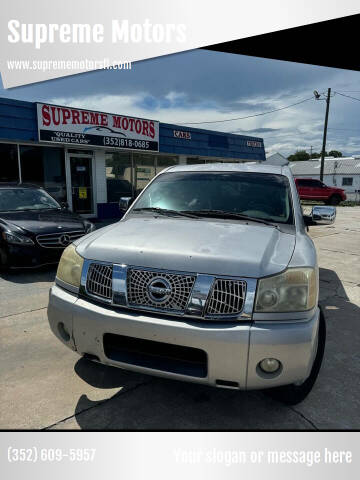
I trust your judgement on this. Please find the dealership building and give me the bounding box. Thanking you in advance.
[0,96,265,219]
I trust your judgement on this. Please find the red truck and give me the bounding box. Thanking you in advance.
[295,178,346,205]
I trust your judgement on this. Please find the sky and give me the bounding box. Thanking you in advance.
[1,49,360,157]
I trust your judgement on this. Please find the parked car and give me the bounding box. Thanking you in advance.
[0,183,95,269]
[106,178,133,203]
[48,164,335,405]
[295,177,346,205]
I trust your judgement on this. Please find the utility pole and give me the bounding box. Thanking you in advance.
[310,145,313,159]
[319,88,331,181]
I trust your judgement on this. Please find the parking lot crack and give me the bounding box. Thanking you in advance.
[0,306,47,320]
[289,407,318,430]
[319,247,360,257]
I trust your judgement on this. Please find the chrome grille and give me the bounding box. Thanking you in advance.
[86,263,113,300]
[127,268,196,312]
[81,260,253,320]
[36,230,85,248]
[206,279,246,316]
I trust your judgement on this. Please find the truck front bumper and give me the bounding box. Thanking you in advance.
[48,285,320,390]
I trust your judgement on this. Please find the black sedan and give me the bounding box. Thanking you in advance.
[0,183,95,269]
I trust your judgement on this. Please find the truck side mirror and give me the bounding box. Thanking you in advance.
[119,197,133,212]
[311,205,336,225]
[303,214,315,227]
[60,201,69,210]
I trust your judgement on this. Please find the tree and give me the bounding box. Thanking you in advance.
[328,150,343,158]
[288,150,310,162]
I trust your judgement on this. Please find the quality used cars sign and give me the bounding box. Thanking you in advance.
[37,103,159,151]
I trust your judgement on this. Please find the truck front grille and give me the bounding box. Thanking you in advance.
[206,279,246,316]
[127,268,196,313]
[83,261,251,319]
[86,263,113,300]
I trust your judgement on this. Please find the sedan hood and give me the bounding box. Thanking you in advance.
[77,216,296,278]
[0,210,85,235]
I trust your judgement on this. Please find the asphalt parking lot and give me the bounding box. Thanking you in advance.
[1,207,359,430]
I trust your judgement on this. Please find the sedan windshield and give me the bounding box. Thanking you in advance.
[0,188,60,212]
[132,172,294,224]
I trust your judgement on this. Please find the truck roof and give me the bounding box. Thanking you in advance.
[166,162,291,177]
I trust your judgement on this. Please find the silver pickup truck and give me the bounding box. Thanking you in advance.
[48,163,335,405]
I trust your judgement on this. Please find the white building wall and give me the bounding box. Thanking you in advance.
[94,149,107,205]
[264,153,288,166]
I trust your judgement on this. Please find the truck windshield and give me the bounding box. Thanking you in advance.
[132,171,294,224]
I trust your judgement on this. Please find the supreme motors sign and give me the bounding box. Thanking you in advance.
[37,103,159,151]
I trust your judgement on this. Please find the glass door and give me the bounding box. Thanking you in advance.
[133,153,156,196]
[68,155,94,214]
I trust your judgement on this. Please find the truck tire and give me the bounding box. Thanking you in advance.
[265,307,326,405]
[328,195,341,206]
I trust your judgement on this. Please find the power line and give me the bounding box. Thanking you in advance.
[233,125,359,142]
[177,96,314,125]
[174,89,360,126]
[328,127,360,132]
[334,91,360,102]
[260,126,359,136]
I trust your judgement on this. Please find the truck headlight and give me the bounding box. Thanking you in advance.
[255,267,317,313]
[56,244,84,287]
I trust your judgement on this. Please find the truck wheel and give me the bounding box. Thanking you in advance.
[265,308,326,405]
[328,195,341,205]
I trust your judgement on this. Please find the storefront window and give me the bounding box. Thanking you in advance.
[0,144,19,182]
[156,155,179,173]
[187,157,206,165]
[68,149,94,155]
[105,152,133,202]
[133,153,156,195]
[19,146,66,202]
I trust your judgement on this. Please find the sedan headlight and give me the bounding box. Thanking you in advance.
[255,267,317,313]
[2,231,34,245]
[56,244,84,287]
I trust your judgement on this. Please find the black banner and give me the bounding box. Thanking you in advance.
[203,14,360,71]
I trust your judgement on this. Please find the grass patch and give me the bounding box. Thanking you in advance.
[301,200,359,207]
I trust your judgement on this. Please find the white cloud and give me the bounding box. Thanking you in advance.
[49,94,139,114]
[49,80,360,159]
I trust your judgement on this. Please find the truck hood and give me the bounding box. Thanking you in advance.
[77,216,296,278]
[78,216,296,278]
